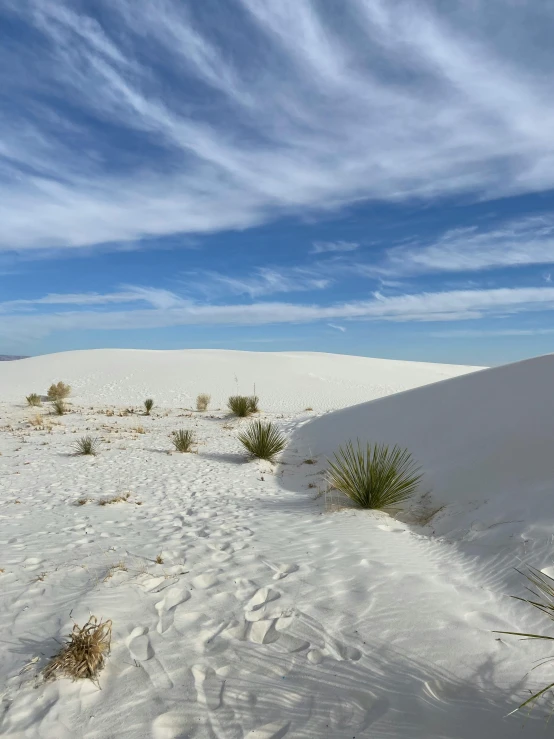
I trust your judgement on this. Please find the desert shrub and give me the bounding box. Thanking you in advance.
[29,413,44,427]
[26,393,41,407]
[144,398,154,415]
[172,429,195,452]
[42,616,112,684]
[238,420,287,462]
[196,393,211,411]
[495,568,554,711]
[47,381,71,401]
[327,441,422,510]
[247,395,259,413]
[73,436,99,456]
[52,399,66,415]
[228,395,252,417]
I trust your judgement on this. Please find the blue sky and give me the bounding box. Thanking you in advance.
[2,0,554,365]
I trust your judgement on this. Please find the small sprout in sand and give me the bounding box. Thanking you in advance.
[196,393,211,411]
[47,381,71,401]
[103,561,128,581]
[155,553,164,564]
[303,458,316,465]
[51,399,66,416]
[327,441,422,510]
[73,436,99,456]
[133,425,146,434]
[238,420,287,463]
[172,429,195,453]
[35,571,48,582]
[144,398,154,415]
[42,616,112,684]
[26,393,42,407]
[98,492,131,506]
[29,413,44,427]
[76,498,91,506]
[228,395,255,417]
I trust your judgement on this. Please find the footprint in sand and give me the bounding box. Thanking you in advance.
[127,626,154,661]
[155,587,191,634]
[192,664,224,710]
[151,711,196,739]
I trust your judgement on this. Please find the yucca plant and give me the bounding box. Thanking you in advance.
[73,435,99,455]
[247,395,259,413]
[327,441,422,510]
[172,429,195,452]
[238,420,287,462]
[495,568,554,713]
[47,381,71,401]
[26,393,42,407]
[196,393,211,411]
[228,395,252,417]
[144,398,154,415]
[52,399,66,415]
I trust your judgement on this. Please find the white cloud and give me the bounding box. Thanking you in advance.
[0,287,185,313]
[328,323,346,332]
[2,285,554,341]
[2,1,554,251]
[311,241,360,254]
[182,267,331,299]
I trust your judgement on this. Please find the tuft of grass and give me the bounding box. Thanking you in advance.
[303,458,316,465]
[98,492,130,506]
[132,425,146,434]
[73,436,99,456]
[103,561,128,581]
[238,420,287,463]
[52,399,66,416]
[76,498,90,506]
[247,395,259,413]
[326,440,422,510]
[196,393,211,412]
[171,429,195,453]
[304,407,313,411]
[228,395,253,417]
[47,381,71,401]
[29,413,44,427]
[155,553,164,564]
[144,398,154,415]
[495,567,554,713]
[42,616,112,684]
[26,393,42,407]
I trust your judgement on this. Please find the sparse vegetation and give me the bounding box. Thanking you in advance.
[228,395,255,417]
[303,458,316,465]
[132,425,146,434]
[495,568,554,712]
[29,413,44,427]
[248,395,259,413]
[327,441,422,510]
[73,436,99,456]
[47,381,71,401]
[196,393,211,411]
[304,407,313,411]
[171,429,195,453]
[144,398,154,415]
[52,399,66,416]
[103,562,128,581]
[155,553,164,564]
[238,420,287,462]
[98,492,130,506]
[76,498,91,506]
[26,393,41,407]
[42,616,112,684]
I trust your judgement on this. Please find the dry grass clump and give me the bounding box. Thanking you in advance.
[29,413,44,427]
[495,568,554,712]
[228,395,259,417]
[26,393,42,407]
[103,561,128,581]
[47,381,71,401]
[51,399,66,416]
[155,553,164,564]
[98,492,130,506]
[238,420,287,462]
[327,440,422,510]
[132,425,146,434]
[171,429,195,452]
[43,616,112,684]
[196,393,211,411]
[144,398,154,415]
[73,436,99,456]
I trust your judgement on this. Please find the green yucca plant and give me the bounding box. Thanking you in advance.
[52,399,66,415]
[228,395,252,417]
[26,393,42,407]
[47,381,71,401]
[144,398,154,415]
[73,436,99,456]
[495,568,554,713]
[238,420,287,462]
[247,395,259,413]
[327,441,422,510]
[172,429,195,452]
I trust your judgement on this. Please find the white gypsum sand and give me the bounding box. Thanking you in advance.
[0,349,550,738]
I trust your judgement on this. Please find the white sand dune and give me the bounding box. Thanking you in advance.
[0,349,550,738]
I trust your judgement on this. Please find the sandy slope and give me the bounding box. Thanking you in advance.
[0,350,549,738]
[0,348,479,411]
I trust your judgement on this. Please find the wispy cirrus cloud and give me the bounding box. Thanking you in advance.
[181,267,331,299]
[2,1,554,252]
[311,241,360,255]
[3,286,554,342]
